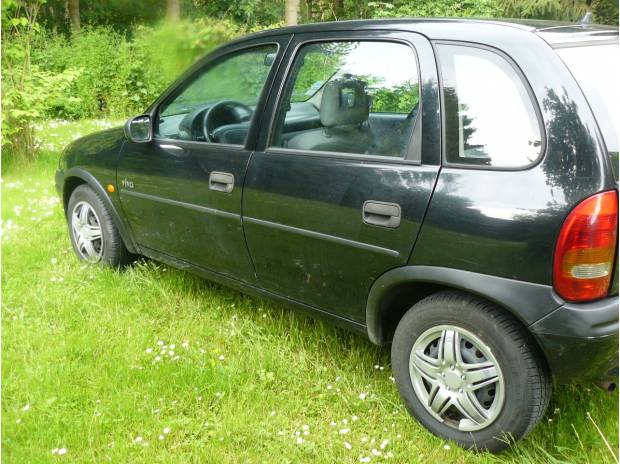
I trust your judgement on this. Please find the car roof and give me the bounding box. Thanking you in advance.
[238,17,618,47]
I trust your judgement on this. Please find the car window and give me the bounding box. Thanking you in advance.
[271,41,420,158]
[556,43,619,179]
[437,44,543,168]
[156,44,278,145]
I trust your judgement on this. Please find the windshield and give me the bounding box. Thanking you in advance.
[556,43,619,176]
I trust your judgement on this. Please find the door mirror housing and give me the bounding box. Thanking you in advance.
[124,115,152,143]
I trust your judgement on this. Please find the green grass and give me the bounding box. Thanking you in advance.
[2,120,618,463]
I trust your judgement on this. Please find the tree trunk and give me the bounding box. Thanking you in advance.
[68,0,80,33]
[166,0,181,22]
[285,0,300,26]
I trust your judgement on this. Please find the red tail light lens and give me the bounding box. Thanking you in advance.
[553,190,618,302]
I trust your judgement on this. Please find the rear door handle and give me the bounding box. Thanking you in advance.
[209,171,234,193]
[362,200,401,228]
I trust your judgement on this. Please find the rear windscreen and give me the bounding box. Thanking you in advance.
[556,43,619,179]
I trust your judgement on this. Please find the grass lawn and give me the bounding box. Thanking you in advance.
[1,120,618,463]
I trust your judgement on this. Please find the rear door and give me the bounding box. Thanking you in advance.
[242,31,441,323]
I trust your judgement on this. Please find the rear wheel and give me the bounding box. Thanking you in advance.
[391,291,550,452]
[67,184,133,267]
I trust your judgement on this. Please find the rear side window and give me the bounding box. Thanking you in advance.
[270,41,420,158]
[556,44,619,179]
[437,44,543,168]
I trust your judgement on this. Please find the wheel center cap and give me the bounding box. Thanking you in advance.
[444,370,463,389]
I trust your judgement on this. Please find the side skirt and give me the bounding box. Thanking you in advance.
[139,245,369,337]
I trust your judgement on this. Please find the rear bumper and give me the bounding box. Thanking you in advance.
[530,296,619,384]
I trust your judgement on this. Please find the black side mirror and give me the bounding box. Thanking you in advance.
[124,115,152,143]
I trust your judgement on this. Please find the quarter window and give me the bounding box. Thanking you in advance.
[438,44,542,168]
[271,41,420,158]
[156,44,277,145]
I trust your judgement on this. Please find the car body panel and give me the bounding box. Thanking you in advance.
[530,296,619,383]
[56,127,138,253]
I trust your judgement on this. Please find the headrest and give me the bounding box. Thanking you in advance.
[320,78,369,128]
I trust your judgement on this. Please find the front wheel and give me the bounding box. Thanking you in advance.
[67,184,133,267]
[391,291,550,453]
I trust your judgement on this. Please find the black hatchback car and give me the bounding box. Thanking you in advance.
[56,19,619,452]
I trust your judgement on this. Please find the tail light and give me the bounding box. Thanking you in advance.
[553,190,618,302]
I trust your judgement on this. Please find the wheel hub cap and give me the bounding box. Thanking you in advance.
[71,201,103,263]
[408,325,505,432]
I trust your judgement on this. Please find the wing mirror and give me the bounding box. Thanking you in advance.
[124,115,152,143]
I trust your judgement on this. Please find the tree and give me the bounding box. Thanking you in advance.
[285,0,299,25]
[592,0,619,25]
[166,0,180,22]
[68,0,79,32]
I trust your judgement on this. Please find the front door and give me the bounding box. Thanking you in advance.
[242,31,441,323]
[117,38,289,281]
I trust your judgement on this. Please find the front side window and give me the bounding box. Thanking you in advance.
[438,44,543,168]
[156,44,277,145]
[271,41,420,158]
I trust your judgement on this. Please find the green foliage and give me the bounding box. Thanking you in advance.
[500,0,617,25]
[500,0,587,22]
[0,0,79,163]
[371,82,420,113]
[2,61,82,148]
[367,0,503,19]
[192,0,283,28]
[38,0,165,33]
[592,0,619,25]
[27,19,242,120]
[32,26,125,119]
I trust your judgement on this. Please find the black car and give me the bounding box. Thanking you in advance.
[56,18,619,452]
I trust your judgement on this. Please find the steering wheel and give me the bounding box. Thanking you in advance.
[202,100,253,142]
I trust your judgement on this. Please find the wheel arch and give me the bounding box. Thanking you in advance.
[62,168,138,254]
[366,265,563,346]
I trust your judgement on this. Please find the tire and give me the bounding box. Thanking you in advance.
[391,290,550,453]
[67,184,133,267]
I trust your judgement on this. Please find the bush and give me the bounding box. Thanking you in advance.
[367,0,503,18]
[32,26,125,119]
[592,0,619,25]
[29,18,242,120]
[1,0,82,163]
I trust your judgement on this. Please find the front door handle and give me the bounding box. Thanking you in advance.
[362,200,401,228]
[209,171,234,193]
